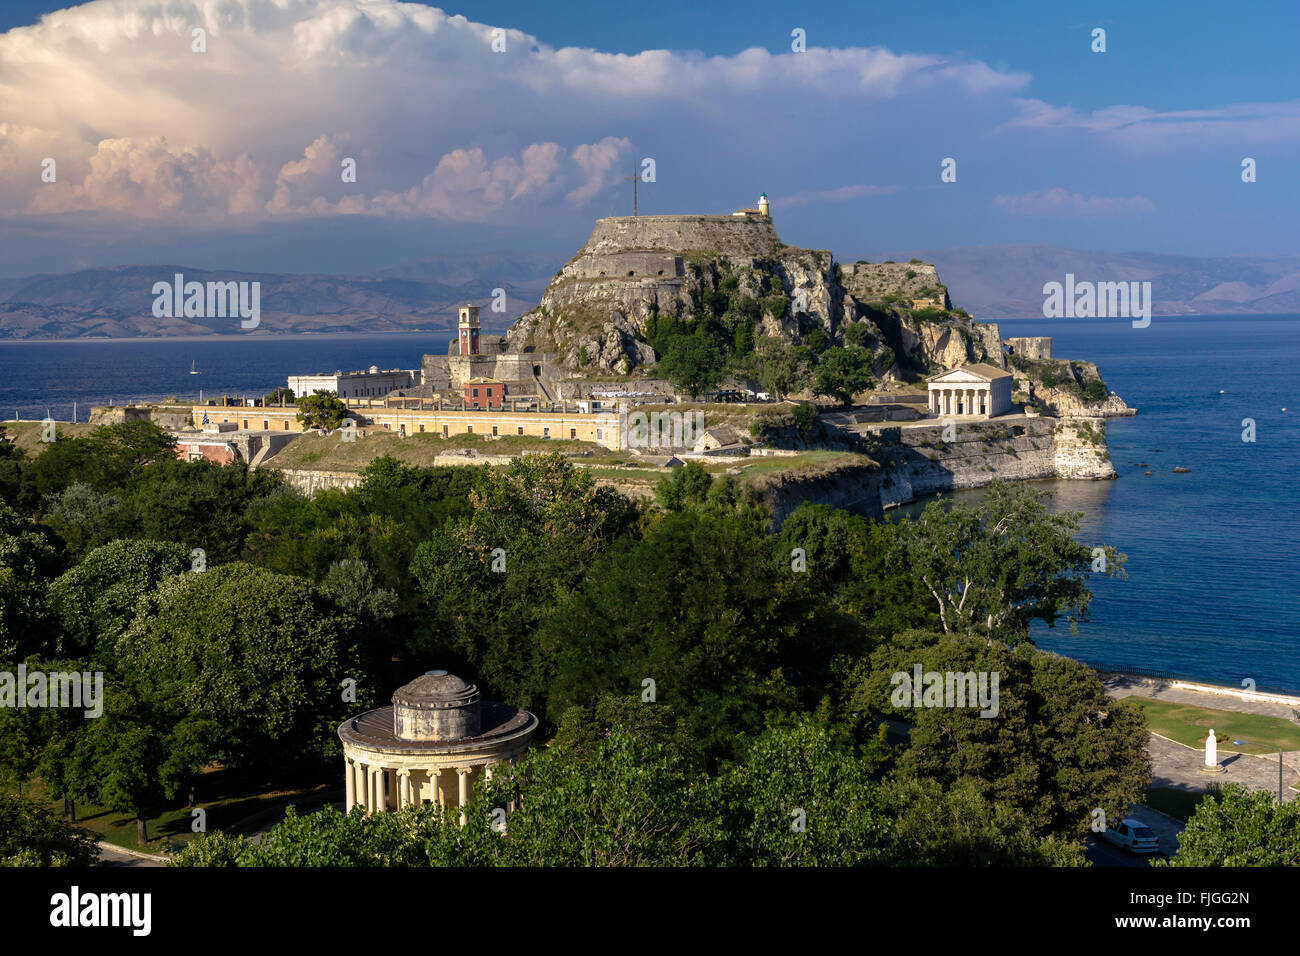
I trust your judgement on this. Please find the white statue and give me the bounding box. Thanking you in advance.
[1205,728,1217,767]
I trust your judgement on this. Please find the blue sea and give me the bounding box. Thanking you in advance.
[1,317,1298,692]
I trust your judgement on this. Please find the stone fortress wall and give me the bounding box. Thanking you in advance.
[1005,337,1052,360]
[574,214,784,259]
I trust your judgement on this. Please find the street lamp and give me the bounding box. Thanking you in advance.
[1233,739,1284,804]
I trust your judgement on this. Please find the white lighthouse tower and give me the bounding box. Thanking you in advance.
[757,193,770,217]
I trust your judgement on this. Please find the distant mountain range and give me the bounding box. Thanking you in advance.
[1,246,1296,339]
[0,262,551,339]
[863,246,1300,319]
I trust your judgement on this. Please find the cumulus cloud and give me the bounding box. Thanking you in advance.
[0,0,1030,224]
[993,188,1157,218]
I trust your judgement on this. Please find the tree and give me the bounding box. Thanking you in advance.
[47,538,190,661]
[69,681,175,845]
[854,630,1150,840]
[811,346,874,406]
[116,563,372,772]
[42,482,122,556]
[656,334,724,398]
[753,336,805,400]
[296,390,349,431]
[1165,784,1300,866]
[16,421,175,512]
[0,794,99,866]
[410,455,638,721]
[900,481,1124,638]
[541,507,806,757]
[654,461,713,512]
[0,503,65,659]
[117,458,283,564]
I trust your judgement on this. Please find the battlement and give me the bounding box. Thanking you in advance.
[577,214,784,259]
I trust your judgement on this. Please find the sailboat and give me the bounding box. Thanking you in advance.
[190,360,200,375]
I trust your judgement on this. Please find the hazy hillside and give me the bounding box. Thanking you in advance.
[861,246,1300,318]
[0,265,548,339]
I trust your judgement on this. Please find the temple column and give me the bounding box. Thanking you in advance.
[397,770,410,809]
[457,767,471,826]
[375,768,387,813]
[344,758,355,811]
[430,769,443,809]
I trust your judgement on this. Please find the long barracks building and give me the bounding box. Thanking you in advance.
[190,398,626,450]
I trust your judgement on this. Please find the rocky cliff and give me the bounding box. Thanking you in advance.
[755,415,1115,527]
[504,213,1013,381]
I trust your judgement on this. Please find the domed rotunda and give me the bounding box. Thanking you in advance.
[337,670,537,821]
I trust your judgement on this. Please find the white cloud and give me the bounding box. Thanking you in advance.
[1000,97,1300,149]
[0,0,1030,223]
[993,188,1156,218]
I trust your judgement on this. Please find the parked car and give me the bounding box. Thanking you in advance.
[1101,818,1160,854]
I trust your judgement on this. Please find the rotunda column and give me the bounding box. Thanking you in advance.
[457,767,472,826]
[397,769,411,809]
[430,769,443,809]
[344,757,355,811]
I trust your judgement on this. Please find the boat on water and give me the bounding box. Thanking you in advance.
[190,360,200,375]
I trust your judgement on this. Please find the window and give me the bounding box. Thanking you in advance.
[467,425,473,434]
[419,423,425,433]
[283,421,289,431]
[544,427,550,437]
[442,425,449,437]
[242,419,248,429]
[492,425,498,436]
[473,388,479,397]
[596,429,603,441]
[570,428,576,439]
[486,388,493,397]
[262,420,268,430]
[517,426,523,435]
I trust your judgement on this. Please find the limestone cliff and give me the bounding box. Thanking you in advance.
[755,416,1116,527]
[505,214,1007,380]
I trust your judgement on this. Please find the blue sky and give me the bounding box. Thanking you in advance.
[0,0,1295,277]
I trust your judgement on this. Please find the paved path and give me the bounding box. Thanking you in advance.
[96,841,166,868]
[1103,674,1300,802]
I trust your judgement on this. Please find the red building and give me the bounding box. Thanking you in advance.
[464,378,504,409]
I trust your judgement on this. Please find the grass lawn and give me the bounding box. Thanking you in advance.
[269,429,601,472]
[15,767,333,855]
[735,450,871,480]
[1131,698,1300,754]
[1,420,95,453]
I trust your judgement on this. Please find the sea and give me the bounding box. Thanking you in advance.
[1,316,1298,692]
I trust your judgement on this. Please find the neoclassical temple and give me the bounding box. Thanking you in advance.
[927,364,1013,419]
[337,670,537,822]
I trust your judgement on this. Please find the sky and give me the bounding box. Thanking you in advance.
[0,0,1296,278]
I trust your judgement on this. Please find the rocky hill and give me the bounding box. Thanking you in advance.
[506,213,1021,383]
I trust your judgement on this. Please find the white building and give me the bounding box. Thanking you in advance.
[927,364,1013,419]
[287,365,418,400]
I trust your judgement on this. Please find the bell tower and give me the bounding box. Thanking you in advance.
[458,305,481,356]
